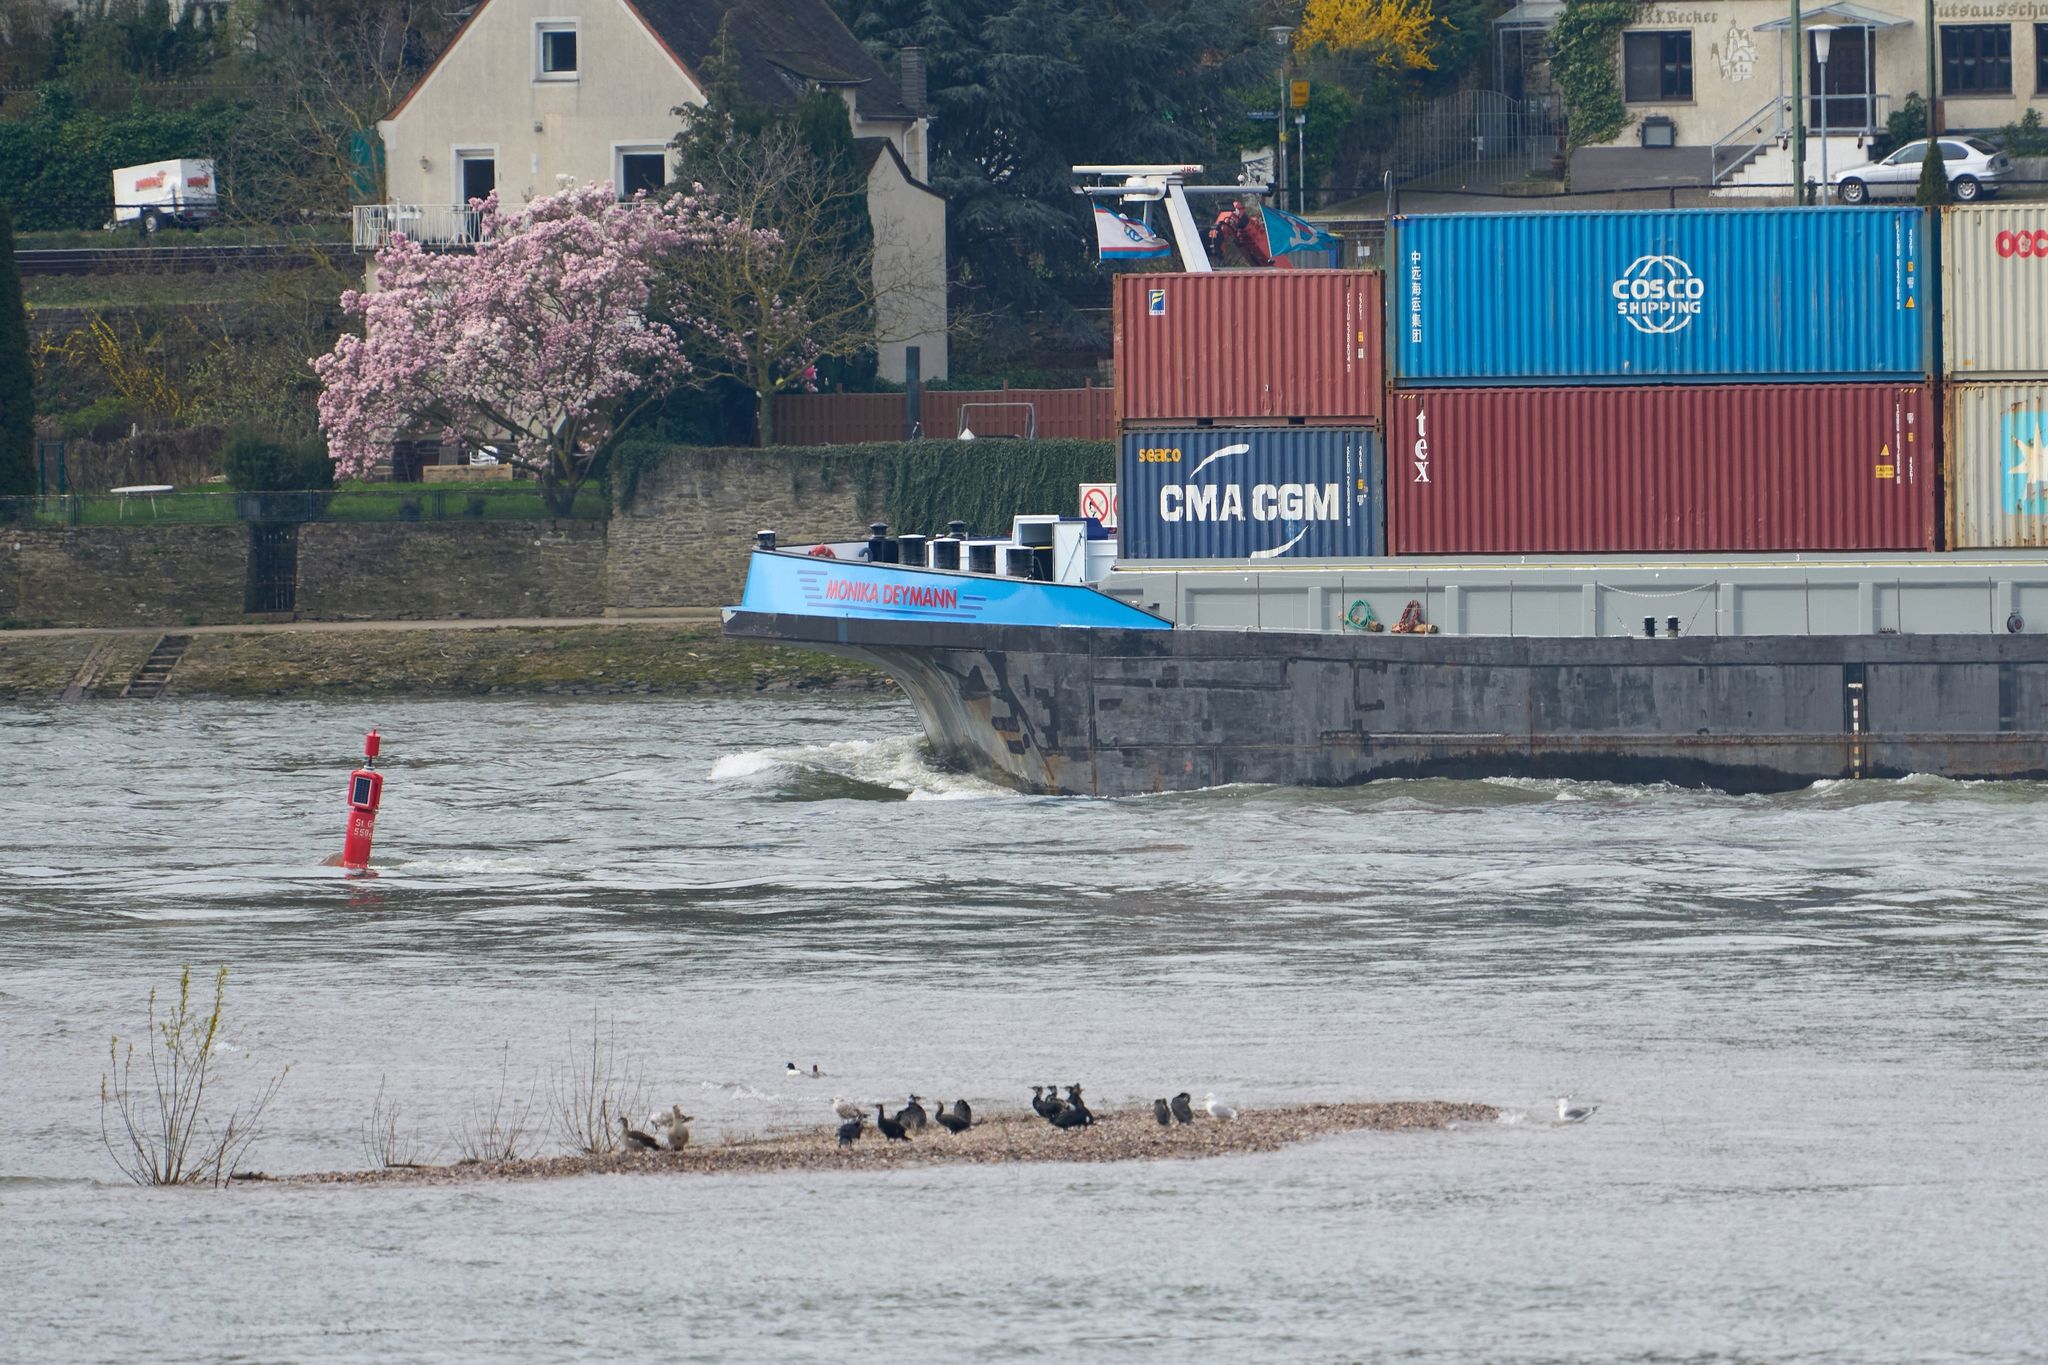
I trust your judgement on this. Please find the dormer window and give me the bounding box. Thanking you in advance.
[537,22,578,80]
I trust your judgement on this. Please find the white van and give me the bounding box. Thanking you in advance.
[110,159,218,233]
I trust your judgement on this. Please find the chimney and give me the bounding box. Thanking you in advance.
[899,47,926,114]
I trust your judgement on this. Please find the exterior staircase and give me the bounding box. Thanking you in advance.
[120,634,192,699]
[1714,136,1875,199]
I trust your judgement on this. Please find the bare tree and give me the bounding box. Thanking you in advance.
[548,1015,649,1156]
[451,1043,537,1163]
[100,965,289,1187]
[666,115,923,445]
[360,1075,434,1169]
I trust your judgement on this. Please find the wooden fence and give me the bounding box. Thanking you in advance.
[771,386,1116,446]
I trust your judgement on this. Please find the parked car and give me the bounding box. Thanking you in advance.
[1833,138,2012,204]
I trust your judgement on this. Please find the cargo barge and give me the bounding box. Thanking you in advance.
[724,193,2048,796]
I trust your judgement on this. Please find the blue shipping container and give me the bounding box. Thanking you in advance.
[1119,427,1386,560]
[1394,207,1929,384]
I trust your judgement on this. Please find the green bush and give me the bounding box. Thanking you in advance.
[56,396,140,442]
[220,432,335,491]
[2001,108,2048,156]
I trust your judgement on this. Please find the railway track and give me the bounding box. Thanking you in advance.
[15,242,352,276]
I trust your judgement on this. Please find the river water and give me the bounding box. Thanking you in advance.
[2,696,2045,1361]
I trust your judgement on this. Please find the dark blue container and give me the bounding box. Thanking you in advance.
[1118,427,1386,560]
[1394,207,1930,385]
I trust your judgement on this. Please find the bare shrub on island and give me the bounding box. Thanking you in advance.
[549,1015,649,1156]
[100,965,289,1187]
[452,1044,537,1163]
[360,1075,435,1169]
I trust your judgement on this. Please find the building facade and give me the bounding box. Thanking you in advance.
[368,0,947,381]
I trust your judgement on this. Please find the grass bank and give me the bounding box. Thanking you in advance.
[0,622,888,702]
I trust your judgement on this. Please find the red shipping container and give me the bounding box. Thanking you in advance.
[1390,384,1934,554]
[1114,271,1386,425]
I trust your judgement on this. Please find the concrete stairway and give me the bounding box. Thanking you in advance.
[121,634,192,699]
[1713,136,1874,199]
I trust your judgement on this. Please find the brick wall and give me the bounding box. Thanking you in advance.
[0,526,248,628]
[608,448,869,610]
[296,522,607,620]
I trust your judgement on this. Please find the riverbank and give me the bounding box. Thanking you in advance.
[291,1101,1499,1186]
[0,620,887,702]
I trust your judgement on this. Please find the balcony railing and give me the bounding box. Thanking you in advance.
[352,204,486,252]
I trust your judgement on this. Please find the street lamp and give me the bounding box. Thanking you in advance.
[1269,25,1294,213]
[1812,25,1837,203]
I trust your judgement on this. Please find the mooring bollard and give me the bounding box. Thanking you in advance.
[341,730,384,872]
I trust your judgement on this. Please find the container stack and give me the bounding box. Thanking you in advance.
[1389,208,1936,554]
[1940,206,2048,549]
[1112,271,1389,561]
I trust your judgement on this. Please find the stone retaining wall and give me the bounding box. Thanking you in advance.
[296,522,607,620]
[0,525,249,628]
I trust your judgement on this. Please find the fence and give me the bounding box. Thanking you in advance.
[772,386,1117,446]
[0,484,606,527]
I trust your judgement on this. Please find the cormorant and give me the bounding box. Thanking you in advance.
[1031,1086,1063,1119]
[1153,1098,1172,1127]
[896,1096,927,1131]
[876,1103,910,1142]
[951,1098,972,1126]
[837,1115,865,1146]
[935,1103,969,1134]
[1170,1093,1194,1124]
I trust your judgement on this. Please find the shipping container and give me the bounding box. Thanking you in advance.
[1946,381,2048,548]
[1113,271,1386,425]
[1118,427,1386,560]
[1394,208,1929,385]
[1389,384,1934,554]
[1941,207,2048,380]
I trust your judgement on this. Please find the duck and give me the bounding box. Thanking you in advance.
[661,1106,694,1151]
[1153,1098,1172,1127]
[935,1102,969,1134]
[808,1064,825,1078]
[1556,1096,1599,1124]
[833,1097,863,1122]
[875,1103,910,1142]
[785,1062,801,1077]
[895,1095,928,1131]
[1169,1092,1195,1125]
[837,1115,865,1147]
[1204,1092,1238,1121]
[618,1116,662,1151]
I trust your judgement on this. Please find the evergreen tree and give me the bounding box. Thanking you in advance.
[1915,139,1950,205]
[0,202,36,498]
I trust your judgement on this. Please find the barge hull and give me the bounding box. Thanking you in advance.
[724,610,2048,796]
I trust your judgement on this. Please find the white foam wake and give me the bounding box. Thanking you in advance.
[708,734,1013,800]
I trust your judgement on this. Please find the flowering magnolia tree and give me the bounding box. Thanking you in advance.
[313,181,768,513]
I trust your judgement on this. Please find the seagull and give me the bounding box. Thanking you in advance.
[1204,1093,1238,1121]
[875,1103,910,1142]
[618,1116,661,1151]
[951,1098,972,1126]
[1169,1092,1194,1125]
[837,1115,865,1147]
[661,1106,694,1151]
[1031,1086,1064,1119]
[935,1102,969,1134]
[833,1097,863,1122]
[1153,1098,1172,1127]
[1556,1096,1599,1124]
[896,1096,927,1131]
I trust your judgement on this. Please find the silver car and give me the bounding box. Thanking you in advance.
[1834,137,2013,204]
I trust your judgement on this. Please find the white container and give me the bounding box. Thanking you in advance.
[111,159,217,230]
[1941,205,2048,380]
[1946,381,2048,548]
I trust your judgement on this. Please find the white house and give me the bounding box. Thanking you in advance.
[359,0,948,381]
[1552,0,2048,193]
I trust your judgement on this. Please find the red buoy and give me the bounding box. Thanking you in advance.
[341,730,384,871]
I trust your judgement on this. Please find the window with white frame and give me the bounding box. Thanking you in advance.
[537,22,578,79]
[616,147,669,199]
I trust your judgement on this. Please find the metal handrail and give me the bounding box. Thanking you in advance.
[954,402,1039,440]
[351,204,487,252]
[1710,94,1791,186]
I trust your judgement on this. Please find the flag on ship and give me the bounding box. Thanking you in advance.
[1258,205,1340,263]
[1094,207,1172,262]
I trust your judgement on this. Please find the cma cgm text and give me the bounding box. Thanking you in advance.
[1159,483,1341,522]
